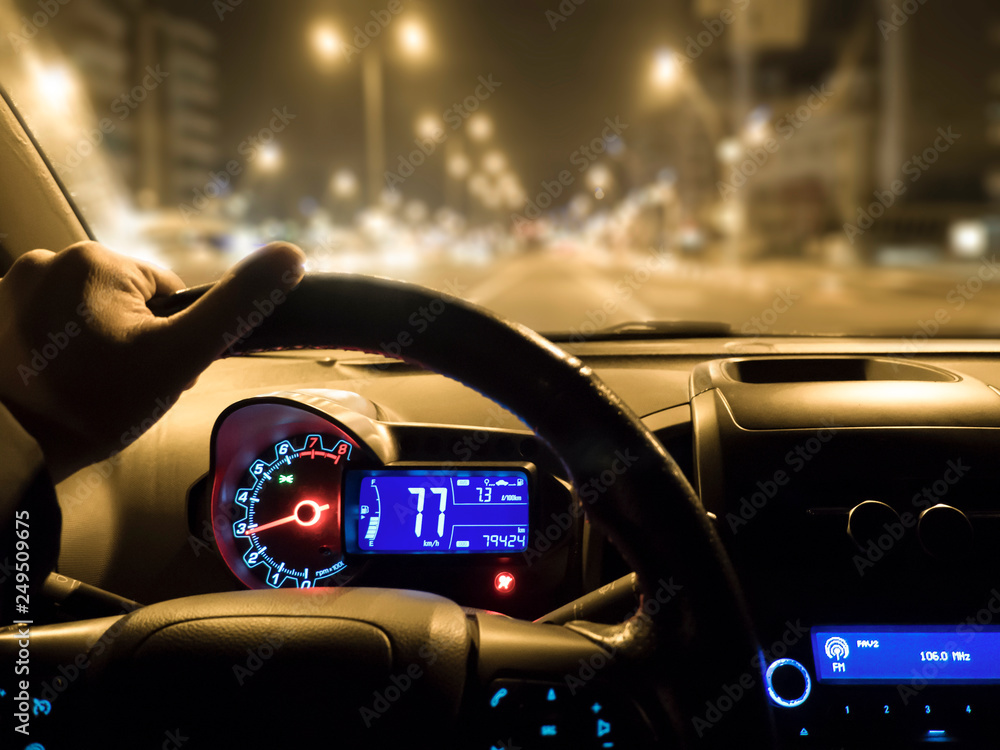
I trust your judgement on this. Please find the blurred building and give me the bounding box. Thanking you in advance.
[41,0,219,208]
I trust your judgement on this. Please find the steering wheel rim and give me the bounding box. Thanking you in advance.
[90,273,774,747]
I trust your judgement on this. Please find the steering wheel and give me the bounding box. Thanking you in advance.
[51,275,774,748]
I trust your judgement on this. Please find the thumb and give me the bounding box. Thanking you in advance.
[156,242,306,367]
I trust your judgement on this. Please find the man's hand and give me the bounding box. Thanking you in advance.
[0,240,305,482]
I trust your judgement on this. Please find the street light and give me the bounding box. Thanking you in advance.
[652,47,680,89]
[415,113,444,140]
[32,63,76,108]
[257,144,283,173]
[332,168,359,199]
[398,18,429,58]
[446,153,470,179]
[309,15,434,206]
[311,23,343,62]
[467,113,493,142]
[483,150,507,174]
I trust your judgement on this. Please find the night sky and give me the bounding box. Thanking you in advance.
[156,0,692,211]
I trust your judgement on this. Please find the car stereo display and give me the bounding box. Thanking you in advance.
[812,625,1000,684]
[346,469,529,553]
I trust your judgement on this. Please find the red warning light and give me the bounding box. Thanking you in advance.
[494,571,516,594]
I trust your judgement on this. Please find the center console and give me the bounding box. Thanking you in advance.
[689,357,1000,747]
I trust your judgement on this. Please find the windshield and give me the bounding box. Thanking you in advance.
[2,0,999,339]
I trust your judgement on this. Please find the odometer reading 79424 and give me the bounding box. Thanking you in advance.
[346,469,530,554]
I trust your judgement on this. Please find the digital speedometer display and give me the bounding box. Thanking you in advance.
[345,469,530,553]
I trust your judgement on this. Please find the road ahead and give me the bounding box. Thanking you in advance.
[403,247,1000,340]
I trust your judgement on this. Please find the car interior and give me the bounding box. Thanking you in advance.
[3,1,1000,748]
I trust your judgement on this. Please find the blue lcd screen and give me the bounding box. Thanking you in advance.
[349,469,529,553]
[811,625,1000,684]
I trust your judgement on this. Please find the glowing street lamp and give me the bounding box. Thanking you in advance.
[415,113,444,140]
[467,113,493,142]
[311,23,343,62]
[33,63,76,108]
[446,153,471,179]
[257,144,283,173]
[398,18,429,58]
[652,47,680,89]
[483,150,507,175]
[332,168,359,199]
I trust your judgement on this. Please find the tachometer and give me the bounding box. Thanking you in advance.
[216,433,352,589]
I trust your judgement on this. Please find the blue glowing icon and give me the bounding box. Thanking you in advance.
[489,687,508,708]
[591,702,602,714]
[546,688,556,701]
[597,719,611,737]
[31,699,51,716]
[540,725,557,736]
[25,744,46,750]
[824,636,850,660]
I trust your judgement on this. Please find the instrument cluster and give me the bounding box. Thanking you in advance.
[208,391,581,615]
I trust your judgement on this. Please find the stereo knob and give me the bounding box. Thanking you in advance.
[917,504,972,559]
[847,500,901,551]
[765,659,812,708]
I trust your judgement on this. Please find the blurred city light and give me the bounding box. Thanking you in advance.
[950,221,989,258]
[651,48,680,89]
[483,150,507,174]
[586,164,612,191]
[716,138,743,164]
[446,153,471,179]
[332,168,359,198]
[398,18,430,58]
[311,23,343,62]
[257,144,283,172]
[33,63,75,107]
[467,113,493,142]
[415,113,444,140]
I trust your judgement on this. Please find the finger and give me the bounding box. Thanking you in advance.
[150,242,306,367]
[135,259,187,300]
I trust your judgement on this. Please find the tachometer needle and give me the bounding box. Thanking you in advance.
[243,499,331,535]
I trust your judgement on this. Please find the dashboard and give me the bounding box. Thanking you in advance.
[52,339,1000,748]
[203,392,570,617]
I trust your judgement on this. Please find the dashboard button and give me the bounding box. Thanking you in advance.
[766,659,812,708]
[918,504,973,559]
